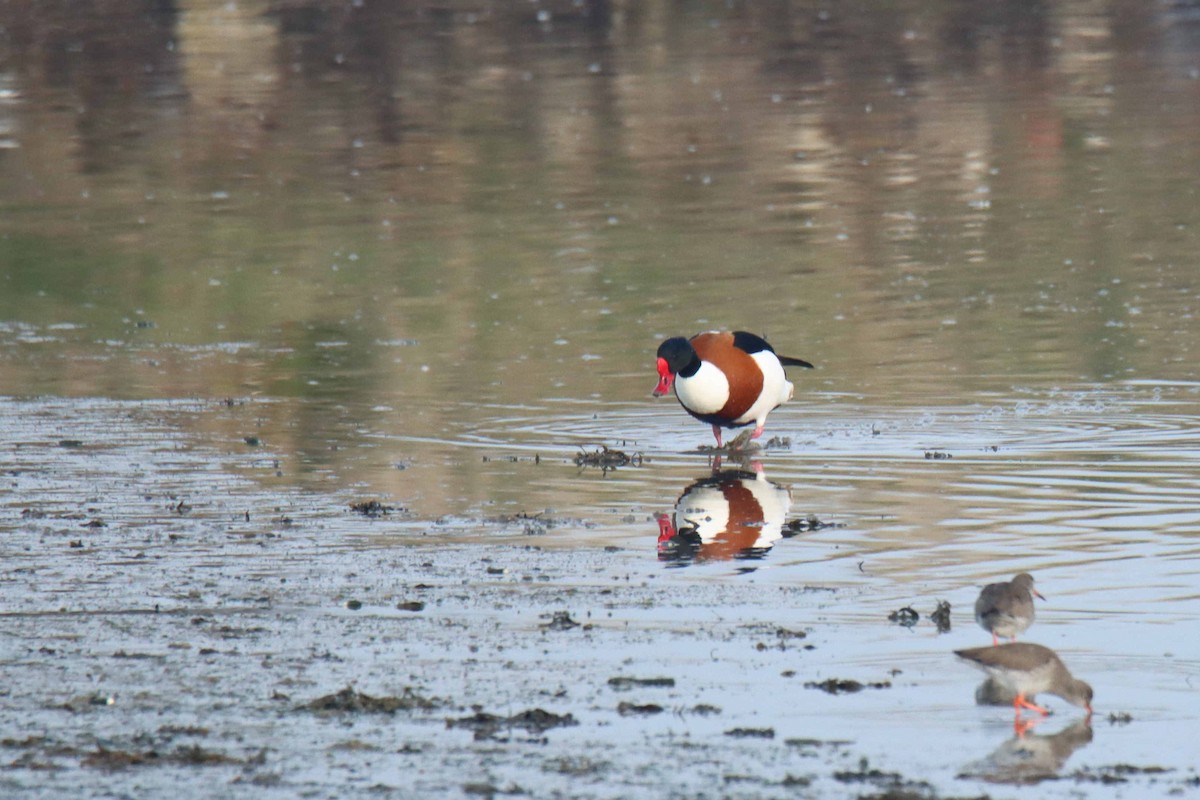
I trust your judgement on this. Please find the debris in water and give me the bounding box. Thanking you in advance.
[804,678,892,695]
[698,429,759,454]
[60,693,117,712]
[725,727,775,739]
[492,510,551,535]
[1070,764,1171,783]
[783,515,843,535]
[833,757,931,793]
[574,445,643,471]
[349,500,399,517]
[300,686,439,714]
[541,610,581,631]
[447,708,577,740]
[930,599,952,633]
[81,744,243,769]
[888,606,920,627]
[607,676,675,690]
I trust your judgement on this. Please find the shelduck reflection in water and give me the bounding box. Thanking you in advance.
[656,469,808,565]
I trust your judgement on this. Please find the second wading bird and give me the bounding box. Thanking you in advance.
[975,573,1045,646]
[652,331,813,449]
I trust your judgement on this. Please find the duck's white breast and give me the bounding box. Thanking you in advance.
[674,362,729,414]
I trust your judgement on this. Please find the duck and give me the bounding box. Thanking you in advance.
[975,573,1045,646]
[652,331,813,448]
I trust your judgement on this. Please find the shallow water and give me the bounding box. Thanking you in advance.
[3,0,1200,797]
[3,380,1198,797]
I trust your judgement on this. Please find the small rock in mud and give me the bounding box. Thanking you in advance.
[888,606,920,627]
[804,678,892,695]
[617,702,663,716]
[58,439,84,448]
[447,708,577,741]
[243,436,261,446]
[725,727,775,739]
[349,500,399,517]
[923,449,952,459]
[345,599,363,610]
[1108,711,1133,725]
[396,600,425,612]
[300,686,439,714]
[541,610,581,631]
[689,703,721,715]
[607,676,675,690]
[574,445,643,471]
[930,599,952,633]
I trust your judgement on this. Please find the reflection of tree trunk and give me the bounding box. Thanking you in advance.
[349,3,403,144]
[7,0,184,174]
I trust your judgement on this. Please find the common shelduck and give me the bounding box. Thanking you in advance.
[652,331,813,448]
[974,573,1045,646]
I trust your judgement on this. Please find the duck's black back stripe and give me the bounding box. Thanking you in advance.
[731,331,773,355]
[732,331,814,369]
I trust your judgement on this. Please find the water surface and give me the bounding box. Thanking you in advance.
[2,1,1200,796]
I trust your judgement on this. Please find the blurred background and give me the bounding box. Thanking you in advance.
[1,0,1198,514]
